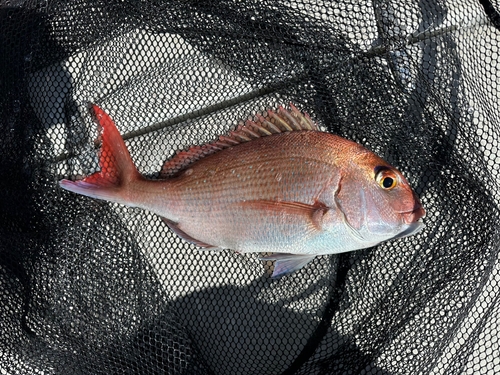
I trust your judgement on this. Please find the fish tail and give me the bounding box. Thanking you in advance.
[59,104,142,204]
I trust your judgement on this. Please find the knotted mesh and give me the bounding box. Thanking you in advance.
[1,1,500,374]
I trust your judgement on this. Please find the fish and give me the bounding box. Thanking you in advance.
[60,104,425,278]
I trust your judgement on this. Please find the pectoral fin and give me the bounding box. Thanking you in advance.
[260,253,317,278]
[236,200,328,233]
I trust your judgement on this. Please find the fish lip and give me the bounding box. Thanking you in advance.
[400,205,426,225]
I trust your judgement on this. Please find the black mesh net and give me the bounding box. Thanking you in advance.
[1,0,500,374]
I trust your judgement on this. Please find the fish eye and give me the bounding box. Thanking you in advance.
[375,167,398,190]
[381,176,396,189]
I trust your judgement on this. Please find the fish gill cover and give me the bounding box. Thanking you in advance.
[0,1,499,374]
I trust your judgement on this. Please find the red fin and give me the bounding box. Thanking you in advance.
[236,200,328,232]
[160,104,319,178]
[161,218,217,249]
[59,105,141,203]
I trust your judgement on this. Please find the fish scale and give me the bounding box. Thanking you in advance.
[172,132,336,205]
[162,131,363,253]
[60,104,425,277]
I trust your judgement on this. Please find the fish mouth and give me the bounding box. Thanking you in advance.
[401,204,426,225]
[390,202,426,240]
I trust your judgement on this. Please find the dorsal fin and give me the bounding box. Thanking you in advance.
[160,104,318,178]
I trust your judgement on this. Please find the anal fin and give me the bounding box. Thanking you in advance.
[260,253,317,278]
[161,218,217,249]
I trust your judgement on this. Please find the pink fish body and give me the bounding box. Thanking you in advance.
[60,105,425,277]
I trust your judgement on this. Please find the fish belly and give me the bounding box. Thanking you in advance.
[176,201,377,255]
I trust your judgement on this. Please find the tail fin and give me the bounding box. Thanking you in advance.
[59,105,142,204]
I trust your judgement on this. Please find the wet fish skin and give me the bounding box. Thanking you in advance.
[60,105,425,277]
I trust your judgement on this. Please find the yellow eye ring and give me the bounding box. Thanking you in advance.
[375,168,398,190]
[380,176,397,189]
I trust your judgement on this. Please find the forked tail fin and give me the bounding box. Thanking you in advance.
[59,105,142,204]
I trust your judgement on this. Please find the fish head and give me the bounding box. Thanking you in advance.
[335,150,425,244]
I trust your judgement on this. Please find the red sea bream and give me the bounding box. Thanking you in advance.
[60,104,425,277]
